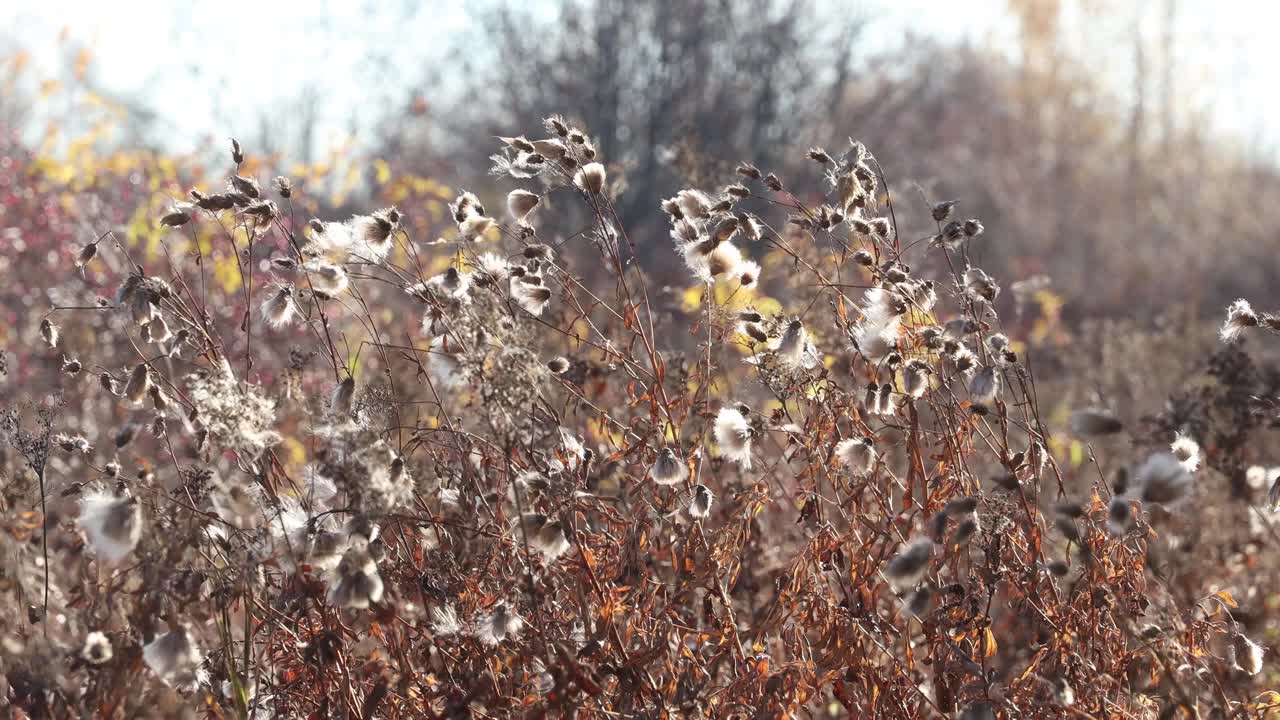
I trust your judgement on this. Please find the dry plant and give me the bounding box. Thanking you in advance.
[1,117,1278,719]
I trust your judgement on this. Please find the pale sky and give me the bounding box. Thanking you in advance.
[2,0,1276,161]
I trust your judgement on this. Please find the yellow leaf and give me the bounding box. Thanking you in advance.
[680,285,704,313]
[1216,590,1238,609]
[981,627,998,658]
[374,158,392,185]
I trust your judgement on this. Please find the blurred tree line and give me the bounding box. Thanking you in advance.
[7,0,1277,323]
[372,0,1280,324]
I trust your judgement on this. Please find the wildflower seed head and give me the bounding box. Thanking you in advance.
[75,240,99,269]
[968,366,1001,408]
[61,355,81,375]
[160,203,193,227]
[328,547,385,609]
[143,626,206,691]
[574,162,607,194]
[1232,633,1265,675]
[1221,299,1259,343]
[834,437,875,475]
[82,631,113,665]
[688,484,714,519]
[1134,452,1195,506]
[806,147,832,164]
[78,489,142,563]
[261,285,298,329]
[531,138,566,160]
[507,189,540,224]
[931,200,958,222]
[963,266,1000,303]
[544,115,569,136]
[331,375,356,417]
[40,318,59,348]
[124,363,151,405]
[714,405,754,469]
[478,602,524,645]
[1170,432,1201,473]
[742,321,768,343]
[885,537,934,590]
[899,359,928,396]
[650,447,688,486]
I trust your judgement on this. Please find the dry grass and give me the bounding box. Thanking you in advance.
[1,119,1278,719]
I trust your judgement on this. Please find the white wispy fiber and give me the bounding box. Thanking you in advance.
[574,162,607,194]
[1169,432,1201,473]
[260,286,298,329]
[348,208,399,261]
[834,437,876,475]
[649,447,688,485]
[304,260,350,296]
[328,547,385,609]
[884,537,934,590]
[687,484,714,519]
[851,288,903,364]
[1133,452,1195,507]
[512,277,553,316]
[1221,299,1258,343]
[143,626,207,691]
[81,631,113,665]
[78,488,142,563]
[476,602,524,645]
[772,319,819,370]
[187,361,281,458]
[430,604,462,636]
[714,405,754,469]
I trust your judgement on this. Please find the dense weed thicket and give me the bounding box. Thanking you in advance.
[1,116,1280,719]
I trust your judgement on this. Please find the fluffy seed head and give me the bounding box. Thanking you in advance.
[1169,432,1200,473]
[834,437,875,475]
[1134,452,1195,506]
[82,631,113,665]
[885,537,934,590]
[78,489,141,564]
[687,484,714,519]
[650,447,688,486]
[1221,299,1259,343]
[506,189,541,223]
[574,162,606,194]
[143,627,206,690]
[714,405,754,469]
[1232,633,1265,675]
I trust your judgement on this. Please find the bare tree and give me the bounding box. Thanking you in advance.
[436,0,864,229]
